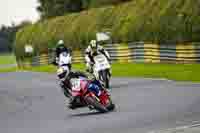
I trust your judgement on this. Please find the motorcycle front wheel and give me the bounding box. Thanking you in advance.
[105,98,115,111]
[85,96,108,113]
[99,69,110,89]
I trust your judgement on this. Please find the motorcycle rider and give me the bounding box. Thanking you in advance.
[55,40,72,68]
[85,40,111,73]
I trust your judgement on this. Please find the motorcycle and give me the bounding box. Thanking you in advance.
[70,78,115,113]
[93,54,111,89]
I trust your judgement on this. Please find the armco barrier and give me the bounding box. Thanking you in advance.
[144,43,160,63]
[40,54,49,65]
[117,44,132,63]
[72,51,84,63]
[17,42,200,67]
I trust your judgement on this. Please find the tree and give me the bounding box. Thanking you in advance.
[37,0,132,19]
[0,21,31,53]
[37,0,83,19]
[86,0,132,8]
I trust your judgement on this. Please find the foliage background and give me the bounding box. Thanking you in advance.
[15,0,200,59]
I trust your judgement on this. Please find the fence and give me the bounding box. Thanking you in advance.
[17,42,200,68]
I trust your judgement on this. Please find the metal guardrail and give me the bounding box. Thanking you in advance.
[17,42,200,68]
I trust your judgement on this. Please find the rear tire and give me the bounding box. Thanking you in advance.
[85,96,108,113]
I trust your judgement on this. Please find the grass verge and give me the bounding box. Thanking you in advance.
[21,63,200,82]
[0,67,18,73]
[0,54,16,65]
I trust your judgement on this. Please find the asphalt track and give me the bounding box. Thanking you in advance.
[0,72,200,133]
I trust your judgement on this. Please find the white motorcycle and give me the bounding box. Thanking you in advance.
[93,54,111,89]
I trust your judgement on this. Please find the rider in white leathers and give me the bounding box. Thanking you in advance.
[85,40,110,73]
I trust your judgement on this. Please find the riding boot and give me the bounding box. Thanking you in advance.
[59,81,71,98]
[68,96,85,109]
[68,96,78,109]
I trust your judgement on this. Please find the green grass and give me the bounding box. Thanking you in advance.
[22,63,200,82]
[0,67,18,73]
[0,54,16,65]
[111,63,200,82]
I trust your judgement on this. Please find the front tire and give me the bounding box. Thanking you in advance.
[105,98,115,111]
[106,102,115,111]
[85,96,108,113]
[100,69,110,89]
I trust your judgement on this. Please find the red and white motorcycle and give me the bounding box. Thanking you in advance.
[70,78,115,113]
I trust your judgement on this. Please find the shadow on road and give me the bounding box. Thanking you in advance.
[68,111,104,118]
[67,108,117,119]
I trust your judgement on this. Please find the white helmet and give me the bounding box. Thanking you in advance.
[58,40,64,45]
[90,40,97,49]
